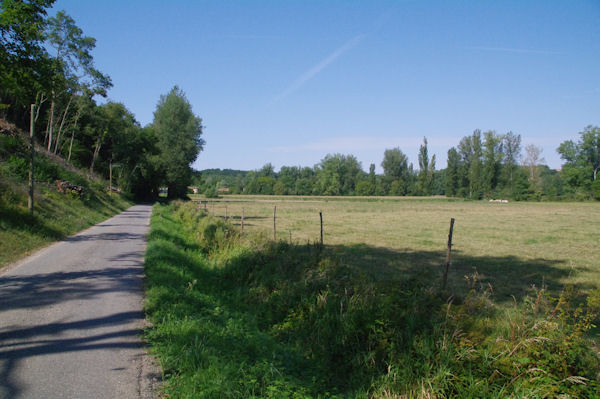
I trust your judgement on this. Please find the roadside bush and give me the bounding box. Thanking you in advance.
[204,186,219,198]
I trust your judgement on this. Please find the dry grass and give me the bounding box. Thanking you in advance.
[191,195,600,301]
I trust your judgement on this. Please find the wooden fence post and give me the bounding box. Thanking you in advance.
[225,205,228,221]
[319,211,323,245]
[442,218,455,290]
[241,207,245,234]
[273,206,277,241]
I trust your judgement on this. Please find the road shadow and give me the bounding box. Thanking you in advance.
[64,231,146,242]
[0,266,143,312]
[0,312,147,398]
[328,243,587,302]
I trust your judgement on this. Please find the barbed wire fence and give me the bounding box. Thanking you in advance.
[194,198,455,290]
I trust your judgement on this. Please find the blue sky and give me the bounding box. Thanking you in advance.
[52,0,600,172]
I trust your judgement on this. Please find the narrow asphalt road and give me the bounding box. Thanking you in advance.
[0,204,158,399]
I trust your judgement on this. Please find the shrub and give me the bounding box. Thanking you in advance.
[204,186,219,198]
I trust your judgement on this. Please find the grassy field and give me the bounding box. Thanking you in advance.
[145,199,600,398]
[190,195,599,300]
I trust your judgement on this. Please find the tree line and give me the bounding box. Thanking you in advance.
[4,2,596,202]
[199,128,599,201]
[1,1,203,199]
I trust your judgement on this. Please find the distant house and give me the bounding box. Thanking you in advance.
[188,186,199,194]
[217,187,230,194]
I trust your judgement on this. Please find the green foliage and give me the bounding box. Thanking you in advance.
[482,130,503,195]
[46,10,112,96]
[381,147,410,195]
[416,137,435,195]
[316,153,364,196]
[145,202,600,398]
[355,180,374,196]
[502,131,521,197]
[153,86,204,199]
[1,4,161,201]
[204,186,219,198]
[558,125,600,199]
[0,0,55,124]
[197,125,597,201]
[445,147,460,197]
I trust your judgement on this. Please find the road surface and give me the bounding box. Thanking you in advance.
[0,204,159,399]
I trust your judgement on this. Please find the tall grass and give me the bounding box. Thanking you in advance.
[144,202,600,398]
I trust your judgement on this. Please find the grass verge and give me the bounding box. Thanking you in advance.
[144,201,600,398]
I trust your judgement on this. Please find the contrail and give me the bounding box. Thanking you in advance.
[272,33,366,103]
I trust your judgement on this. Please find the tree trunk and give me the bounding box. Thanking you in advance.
[43,110,51,147]
[47,92,55,152]
[54,94,74,155]
[90,134,102,175]
[34,92,46,123]
[68,110,81,162]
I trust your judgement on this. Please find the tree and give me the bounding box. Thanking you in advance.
[558,125,600,181]
[445,147,461,197]
[458,130,483,198]
[469,130,483,198]
[273,180,286,195]
[278,166,300,194]
[557,126,600,198]
[416,137,435,195]
[44,10,111,152]
[316,154,363,195]
[295,167,315,195]
[580,125,600,181]
[381,147,409,195]
[0,0,55,125]
[482,130,503,195]
[153,86,204,199]
[258,163,275,178]
[502,131,521,196]
[524,144,544,195]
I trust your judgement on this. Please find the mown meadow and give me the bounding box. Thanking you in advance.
[191,195,599,300]
[144,197,600,398]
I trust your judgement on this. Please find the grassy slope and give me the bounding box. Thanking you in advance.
[145,201,600,398]
[0,122,132,267]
